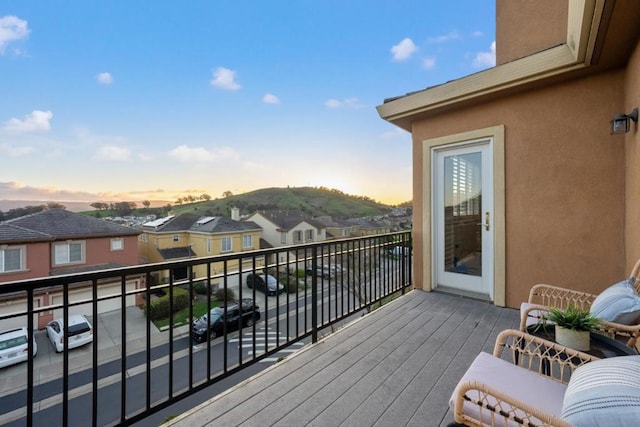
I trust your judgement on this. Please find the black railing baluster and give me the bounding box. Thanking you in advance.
[145,272,152,411]
[168,275,174,398]
[63,282,69,426]
[92,278,98,427]
[311,245,318,343]
[27,289,34,427]
[120,275,127,424]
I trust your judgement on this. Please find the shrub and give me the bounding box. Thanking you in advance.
[148,287,190,321]
[193,281,209,295]
[280,275,301,293]
[215,288,236,303]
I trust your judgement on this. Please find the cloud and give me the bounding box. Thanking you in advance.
[0,142,36,157]
[168,145,240,163]
[422,57,436,70]
[472,41,496,68]
[210,67,241,90]
[3,110,53,133]
[262,93,280,104]
[0,15,29,54]
[324,97,364,109]
[427,31,461,44]
[96,72,113,85]
[472,31,484,38]
[93,145,132,161]
[391,38,417,62]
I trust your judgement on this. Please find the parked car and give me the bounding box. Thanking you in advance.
[0,327,37,369]
[45,314,94,353]
[246,273,285,296]
[191,299,261,342]
[306,264,341,279]
[389,246,410,257]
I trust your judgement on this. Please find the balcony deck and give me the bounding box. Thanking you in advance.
[167,289,521,427]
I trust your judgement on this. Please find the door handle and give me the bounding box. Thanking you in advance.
[478,212,490,231]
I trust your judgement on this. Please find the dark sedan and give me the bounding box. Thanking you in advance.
[191,299,260,342]
[246,273,285,296]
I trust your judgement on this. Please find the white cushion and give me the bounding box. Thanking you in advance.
[450,352,566,427]
[590,280,640,325]
[561,355,640,426]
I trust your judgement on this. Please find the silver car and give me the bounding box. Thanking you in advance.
[0,327,37,368]
[46,314,93,353]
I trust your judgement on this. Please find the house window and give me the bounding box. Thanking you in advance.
[0,246,24,273]
[110,238,124,251]
[293,230,303,243]
[280,232,287,244]
[305,229,314,242]
[172,235,180,242]
[341,229,349,237]
[140,234,148,243]
[221,237,232,252]
[53,241,85,265]
[206,238,212,254]
[243,235,252,249]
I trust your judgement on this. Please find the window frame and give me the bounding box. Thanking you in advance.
[110,238,124,251]
[221,236,232,253]
[243,234,252,249]
[53,240,85,266]
[0,245,25,273]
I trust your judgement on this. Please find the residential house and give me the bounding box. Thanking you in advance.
[244,210,328,271]
[377,0,640,308]
[0,209,142,328]
[138,213,262,285]
[244,210,327,247]
[345,217,392,237]
[314,216,356,239]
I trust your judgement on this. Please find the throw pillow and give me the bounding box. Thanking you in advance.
[561,355,640,426]
[590,279,640,325]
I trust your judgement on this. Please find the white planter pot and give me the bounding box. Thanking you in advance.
[555,325,590,351]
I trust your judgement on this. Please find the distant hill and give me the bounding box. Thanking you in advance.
[170,187,393,220]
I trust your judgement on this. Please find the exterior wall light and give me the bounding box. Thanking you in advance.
[610,108,638,135]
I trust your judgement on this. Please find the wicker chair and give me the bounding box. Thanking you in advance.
[449,329,599,427]
[519,259,640,348]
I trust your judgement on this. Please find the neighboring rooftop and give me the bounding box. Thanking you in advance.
[0,209,140,243]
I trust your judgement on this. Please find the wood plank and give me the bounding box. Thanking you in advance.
[168,291,524,427]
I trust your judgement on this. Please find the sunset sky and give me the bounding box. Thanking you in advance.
[0,1,495,206]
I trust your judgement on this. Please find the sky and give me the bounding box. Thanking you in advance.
[0,1,495,206]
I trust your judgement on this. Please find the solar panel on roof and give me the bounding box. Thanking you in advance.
[196,216,216,225]
[143,215,175,227]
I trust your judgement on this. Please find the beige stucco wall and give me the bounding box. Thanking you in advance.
[496,0,568,65]
[412,71,626,308]
[624,40,640,270]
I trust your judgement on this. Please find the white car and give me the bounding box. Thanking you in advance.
[46,314,93,353]
[0,327,37,368]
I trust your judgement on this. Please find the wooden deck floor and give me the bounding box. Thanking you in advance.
[167,289,521,427]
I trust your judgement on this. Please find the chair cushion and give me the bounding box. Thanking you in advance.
[450,352,566,427]
[590,280,640,325]
[561,355,640,426]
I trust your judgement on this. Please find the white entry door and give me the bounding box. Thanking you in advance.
[433,141,493,298]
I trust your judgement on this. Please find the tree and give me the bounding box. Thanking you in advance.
[142,200,151,209]
[46,202,66,210]
[222,190,233,198]
[199,194,211,201]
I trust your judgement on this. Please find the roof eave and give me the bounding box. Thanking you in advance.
[377,0,606,130]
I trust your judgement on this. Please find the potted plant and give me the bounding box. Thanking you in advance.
[543,305,601,351]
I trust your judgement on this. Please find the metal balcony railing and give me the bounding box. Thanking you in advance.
[0,231,411,426]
